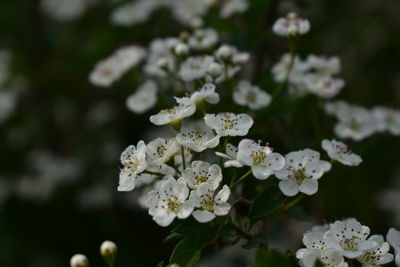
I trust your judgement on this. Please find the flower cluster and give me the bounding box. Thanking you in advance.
[325,101,400,141]
[297,218,397,267]
[111,0,249,27]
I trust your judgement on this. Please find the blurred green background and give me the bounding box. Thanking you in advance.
[0,0,399,266]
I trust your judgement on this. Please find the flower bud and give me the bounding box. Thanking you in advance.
[157,58,170,71]
[208,62,222,77]
[216,45,232,61]
[179,31,190,42]
[100,240,117,266]
[190,17,203,29]
[194,29,205,39]
[70,254,89,267]
[174,43,189,57]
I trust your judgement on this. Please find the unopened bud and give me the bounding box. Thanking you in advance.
[194,29,205,39]
[190,17,203,29]
[174,43,189,57]
[216,45,232,61]
[179,31,190,42]
[100,241,117,266]
[70,254,89,267]
[157,58,170,71]
[208,62,222,77]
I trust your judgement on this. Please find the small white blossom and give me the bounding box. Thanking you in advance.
[329,218,378,259]
[70,254,89,267]
[305,74,345,99]
[177,121,220,152]
[237,139,285,180]
[148,176,194,227]
[188,28,219,50]
[149,98,196,126]
[146,138,180,166]
[271,53,307,83]
[41,0,95,21]
[372,106,400,136]
[100,240,118,258]
[179,56,215,82]
[233,80,271,110]
[183,161,222,189]
[126,80,158,114]
[215,143,243,168]
[118,141,147,192]
[334,106,376,141]
[387,228,400,254]
[273,12,310,37]
[145,37,179,77]
[208,62,223,77]
[321,139,362,166]
[299,248,348,267]
[170,0,215,25]
[220,0,249,18]
[189,83,220,105]
[275,149,331,196]
[204,112,254,137]
[305,54,341,75]
[174,43,189,56]
[110,0,165,26]
[89,45,146,87]
[357,235,394,267]
[190,183,231,223]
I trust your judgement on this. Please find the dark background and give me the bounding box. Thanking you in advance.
[0,0,399,266]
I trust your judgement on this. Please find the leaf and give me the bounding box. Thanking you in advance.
[169,217,227,267]
[255,249,294,267]
[248,187,288,223]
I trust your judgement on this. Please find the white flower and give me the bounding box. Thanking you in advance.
[190,183,231,223]
[220,0,249,18]
[111,0,165,26]
[149,98,196,126]
[179,56,215,82]
[215,45,249,64]
[170,0,215,25]
[357,235,394,267]
[177,121,220,152]
[321,139,362,166]
[305,74,345,99]
[188,28,219,50]
[148,176,194,227]
[126,80,158,114]
[70,254,89,267]
[305,54,341,75]
[329,218,378,259]
[189,83,220,105]
[324,100,352,117]
[233,80,271,110]
[387,228,400,267]
[271,53,307,83]
[273,12,310,37]
[204,112,254,137]
[145,37,179,77]
[237,139,285,180]
[146,138,180,166]
[275,149,331,196]
[372,106,400,136]
[215,143,243,168]
[182,161,222,189]
[334,106,376,141]
[299,248,348,267]
[118,141,147,192]
[0,90,17,124]
[41,0,94,21]
[89,45,146,87]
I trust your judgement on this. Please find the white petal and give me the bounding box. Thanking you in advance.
[279,179,299,196]
[299,179,319,195]
[192,210,216,223]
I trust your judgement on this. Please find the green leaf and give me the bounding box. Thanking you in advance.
[248,187,288,223]
[169,218,227,267]
[255,249,294,267]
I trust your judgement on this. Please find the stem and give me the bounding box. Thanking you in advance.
[143,170,165,177]
[181,146,186,170]
[230,169,252,188]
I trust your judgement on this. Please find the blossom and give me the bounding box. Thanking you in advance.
[149,98,196,126]
[170,0,215,25]
[220,0,249,18]
[188,28,219,50]
[110,0,165,26]
[334,106,376,141]
[182,161,222,189]
[89,45,146,87]
[146,138,180,166]
[275,149,331,196]
[387,228,400,267]
[372,106,400,136]
[100,240,118,258]
[305,54,341,75]
[357,235,394,267]
[329,218,378,259]
[190,183,231,223]
[321,139,362,166]
[40,0,94,21]
[215,143,243,168]
[126,80,158,114]
[305,74,345,99]
[237,139,285,180]
[204,112,254,136]
[233,80,271,110]
[272,12,310,37]
[144,37,179,77]
[271,53,307,83]
[177,121,220,152]
[299,248,348,267]
[148,176,194,227]
[118,141,147,192]
[179,56,215,82]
